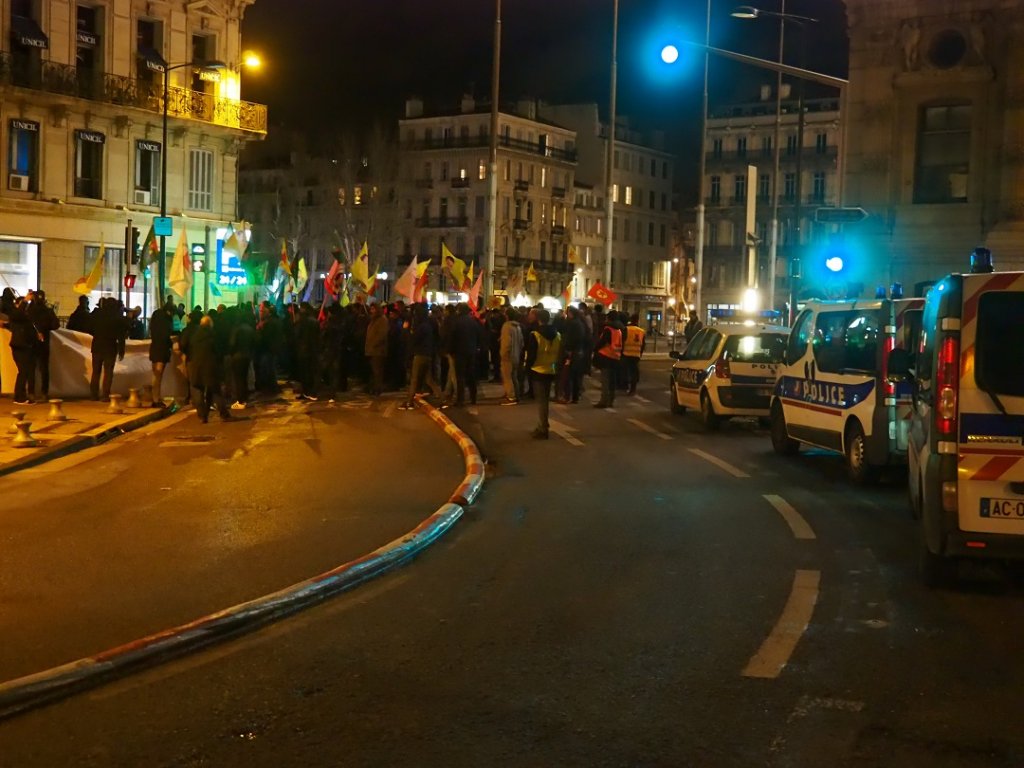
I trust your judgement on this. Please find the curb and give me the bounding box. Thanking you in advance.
[0,398,484,720]
[0,405,177,480]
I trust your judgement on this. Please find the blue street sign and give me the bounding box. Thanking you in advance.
[153,217,173,237]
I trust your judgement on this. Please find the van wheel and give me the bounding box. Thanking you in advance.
[669,381,686,414]
[920,540,957,589]
[770,402,799,455]
[845,421,881,485]
[700,391,720,430]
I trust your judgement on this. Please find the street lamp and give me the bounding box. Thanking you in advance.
[731,3,817,314]
[158,59,226,303]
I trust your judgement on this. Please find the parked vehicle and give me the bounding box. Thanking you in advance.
[889,249,1024,586]
[769,291,924,483]
[669,322,789,429]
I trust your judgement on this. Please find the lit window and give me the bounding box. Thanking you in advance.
[8,119,39,192]
[187,148,214,210]
[624,186,633,205]
[354,185,363,205]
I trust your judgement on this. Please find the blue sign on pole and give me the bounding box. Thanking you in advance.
[153,217,173,237]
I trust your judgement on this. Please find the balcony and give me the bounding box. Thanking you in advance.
[0,53,267,134]
[513,179,530,193]
[551,224,567,237]
[551,186,567,199]
[414,216,469,228]
[450,177,471,188]
[512,218,530,231]
[414,178,434,189]
[401,133,577,163]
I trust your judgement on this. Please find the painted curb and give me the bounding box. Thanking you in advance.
[0,399,484,720]
[0,405,176,479]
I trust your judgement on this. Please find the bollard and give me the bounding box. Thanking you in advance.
[142,385,155,407]
[127,388,142,409]
[10,410,27,434]
[12,420,38,448]
[47,399,68,422]
[106,393,124,415]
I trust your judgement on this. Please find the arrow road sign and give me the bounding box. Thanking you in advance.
[814,206,868,224]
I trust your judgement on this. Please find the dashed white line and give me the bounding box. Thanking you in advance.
[743,569,820,679]
[634,394,652,404]
[627,418,673,441]
[688,448,750,478]
[764,494,816,540]
[549,419,585,447]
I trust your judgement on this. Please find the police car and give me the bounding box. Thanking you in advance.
[769,289,924,483]
[669,321,789,429]
[888,249,1024,586]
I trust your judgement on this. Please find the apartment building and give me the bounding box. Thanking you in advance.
[700,87,841,314]
[0,0,266,316]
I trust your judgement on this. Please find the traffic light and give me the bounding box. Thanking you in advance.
[126,225,141,265]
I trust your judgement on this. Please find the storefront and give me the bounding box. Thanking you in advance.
[0,238,40,298]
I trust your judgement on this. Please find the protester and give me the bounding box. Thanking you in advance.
[293,302,320,401]
[523,307,561,439]
[67,295,92,333]
[593,309,624,408]
[89,297,127,401]
[365,302,389,396]
[557,305,586,404]
[452,302,482,406]
[622,313,647,395]
[149,297,175,407]
[499,307,524,405]
[27,290,59,399]
[180,314,231,423]
[400,303,444,410]
[4,294,38,405]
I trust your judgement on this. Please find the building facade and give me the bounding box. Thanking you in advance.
[0,0,266,317]
[700,87,842,314]
[844,0,1024,291]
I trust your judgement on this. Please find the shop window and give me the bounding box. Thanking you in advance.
[0,240,39,298]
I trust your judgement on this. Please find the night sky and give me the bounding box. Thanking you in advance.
[242,0,848,191]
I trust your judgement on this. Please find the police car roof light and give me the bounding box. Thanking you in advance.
[890,282,903,299]
[970,247,994,274]
[874,286,886,299]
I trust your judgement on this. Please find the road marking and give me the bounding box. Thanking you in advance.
[549,418,584,447]
[688,448,750,478]
[743,569,820,679]
[634,395,651,404]
[662,423,681,434]
[627,418,673,441]
[763,494,816,540]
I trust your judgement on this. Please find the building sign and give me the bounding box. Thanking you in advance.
[198,70,221,82]
[137,140,160,153]
[76,129,105,145]
[76,30,98,46]
[216,238,248,287]
[11,119,38,133]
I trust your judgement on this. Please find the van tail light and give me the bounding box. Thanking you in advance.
[715,355,731,379]
[936,336,959,438]
[882,335,896,400]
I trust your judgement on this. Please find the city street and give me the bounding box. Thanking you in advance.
[2,360,1024,767]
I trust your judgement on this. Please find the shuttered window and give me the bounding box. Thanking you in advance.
[187,148,214,211]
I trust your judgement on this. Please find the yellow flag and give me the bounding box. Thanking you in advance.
[441,242,466,289]
[351,241,370,288]
[296,256,309,291]
[416,258,431,278]
[526,261,538,282]
[167,228,193,299]
[73,242,106,295]
[567,245,579,264]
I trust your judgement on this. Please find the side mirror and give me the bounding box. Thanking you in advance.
[887,347,912,381]
[669,350,681,360]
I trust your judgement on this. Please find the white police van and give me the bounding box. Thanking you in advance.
[888,249,1024,586]
[769,289,924,483]
[669,321,789,429]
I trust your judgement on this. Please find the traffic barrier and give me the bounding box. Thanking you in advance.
[106,394,124,415]
[9,410,26,433]
[142,385,155,407]
[12,421,37,448]
[46,400,67,422]
[126,388,142,409]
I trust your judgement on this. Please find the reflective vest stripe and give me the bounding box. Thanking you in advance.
[623,326,645,357]
[598,327,622,360]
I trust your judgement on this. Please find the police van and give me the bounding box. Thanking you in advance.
[888,249,1024,586]
[769,290,924,483]
[669,320,789,429]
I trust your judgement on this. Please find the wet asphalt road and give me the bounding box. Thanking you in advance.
[3,362,1024,767]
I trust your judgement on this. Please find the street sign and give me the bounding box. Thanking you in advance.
[153,216,173,237]
[815,206,868,224]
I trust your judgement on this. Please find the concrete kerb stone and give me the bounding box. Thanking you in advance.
[0,396,485,720]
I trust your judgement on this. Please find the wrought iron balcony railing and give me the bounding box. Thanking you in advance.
[0,53,267,134]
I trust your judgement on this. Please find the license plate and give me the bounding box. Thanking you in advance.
[980,498,1024,519]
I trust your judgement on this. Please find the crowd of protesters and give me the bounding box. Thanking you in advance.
[3,286,649,431]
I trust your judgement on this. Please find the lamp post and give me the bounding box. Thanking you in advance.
[158,59,226,303]
[485,0,501,302]
[731,4,817,315]
[604,0,618,290]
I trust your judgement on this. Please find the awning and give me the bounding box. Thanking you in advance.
[137,46,166,73]
[11,15,48,49]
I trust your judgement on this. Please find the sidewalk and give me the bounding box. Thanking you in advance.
[0,397,174,478]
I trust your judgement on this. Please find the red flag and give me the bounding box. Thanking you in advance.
[325,249,342,297]
[413,262,431,303]
[587,281,617,307]
[467,267,484,314]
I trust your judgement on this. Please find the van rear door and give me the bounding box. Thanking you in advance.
[889,299,924,453]
[957,277,1024,536]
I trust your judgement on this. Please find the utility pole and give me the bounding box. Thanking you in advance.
[484,0,501,302]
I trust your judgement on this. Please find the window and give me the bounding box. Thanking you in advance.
[976,292,1024,396]
[478,159,486,180]
[812,172,826,201]
[812,310,880,374]
[733,174,746,203]
[785,310,814,365]
[736,137,747,157]
[815,132,827,154]
[74,129,104,199]
[0,239,39,297]
[76,4,103,97]
[624,186,633,205]
[710,175,721,203]
[648,222,655,246]
[540,241,547,263]
[649,191,655,209]
[83,244,125,299]
[136,19,164,93]
[134,140,160,204]
[761,136,772,157]
[783,172,796,201]
[475,195,485,219]
[614,150,620,169]
[660,224,666,247]
[662,193,668,212]
[724,333,788,364]
[439,197,449,219]
[623,219,631,243]
[440,161,449,181]
[190,34,217,93]
[8,119,39,191]
[613,183,619,203]
[786,135,798,155]
[758,173,770,201]
[915,103,971,204]
[187,148,214,211]
[712,138,723,159]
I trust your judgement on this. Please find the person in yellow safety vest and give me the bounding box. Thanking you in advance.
[593,309,624,408]
[524,307,562,439]
[622,313,647,395]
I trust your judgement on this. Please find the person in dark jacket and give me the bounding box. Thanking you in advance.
[4,295,38,404]
[364,302,389,395]
[556,305,586,403]
[400,303,444,409]
[180,314,231,423]
[149,298,176,407]
[451,303,483,406]
[293,303,321,401]
[227,307,256,408]
[27,290,59,399]
[89,298,127,400]
[67,295,92,334]
[524,307,562,439]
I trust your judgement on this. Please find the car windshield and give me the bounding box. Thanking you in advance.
[723,333,787,363]
[976,292,1024,397]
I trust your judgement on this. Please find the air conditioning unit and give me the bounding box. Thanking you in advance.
[9,174,29,192]
[134,189,152,206]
